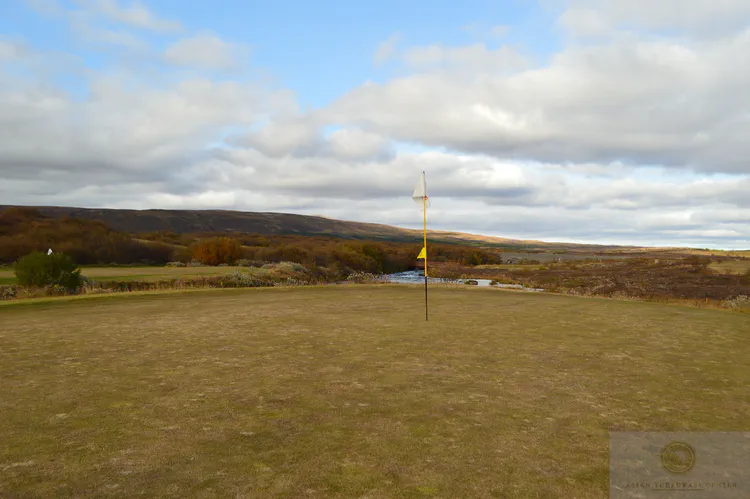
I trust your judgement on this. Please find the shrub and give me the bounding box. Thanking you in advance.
[265,261,308,273]
[1,285,17,300]
[221,270,273,288]
[166,261,186,267]
[14,251,82,289]
[724,295,750,310]
[236,259,268,268]
[345,271,384,284]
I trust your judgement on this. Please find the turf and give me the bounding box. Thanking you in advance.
[0,265,243,285]
[1,286,748,498]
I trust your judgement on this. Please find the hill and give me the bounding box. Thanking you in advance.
[0,205,622,251]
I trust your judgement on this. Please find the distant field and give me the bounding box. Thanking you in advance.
[0,265,242,285]
[1,286,748,498]
[709,260,750,275]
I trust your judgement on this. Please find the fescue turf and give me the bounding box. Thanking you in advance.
[1,286,749,498]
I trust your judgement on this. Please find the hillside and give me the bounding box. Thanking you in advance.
[0,205,618,251]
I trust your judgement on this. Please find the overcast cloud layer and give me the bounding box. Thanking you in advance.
[1,0,749,248]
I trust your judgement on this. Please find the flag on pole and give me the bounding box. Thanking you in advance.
[413,171,429,271]
[412,171,430,209]
[413,171,429,321]
[47,248,53,256]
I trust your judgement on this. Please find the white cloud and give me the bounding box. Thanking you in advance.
[3,0,750,249]
[374,33,401,65]
[0,40,27,60]
[560,0,750,37]
[68,10,149,50]
[491,25,511,38]
[401,43,527,72]
[23,0,65,17]
[327,29,750,174]
[462,23,511,40]
[164,35,250,70]
[557,7,611,38]
[237,117,321,158]
[326,128,392,161]
[84,0,182,32]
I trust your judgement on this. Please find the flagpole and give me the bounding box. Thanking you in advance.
[423,174,428,322]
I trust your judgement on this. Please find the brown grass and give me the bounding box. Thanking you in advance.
[709,260,750,275]
[1,286,749,498]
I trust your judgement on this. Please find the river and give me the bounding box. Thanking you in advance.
[385,270,544,292]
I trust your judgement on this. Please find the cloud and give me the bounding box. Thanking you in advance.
[401,43,527,72]
[164,35,250,70]
[3,0,750,249]
[557,7,611,38]
[325,128,393,161]
[326,29,750,174]
[374,33,401,66]
[0,40,28,61]
[462,23,511,40]
[491,25,511,38]
[83,0,182,32]
[235,118,393,162]
[560,0,750,37]
[23,0,65,17]
[68,10,149,50]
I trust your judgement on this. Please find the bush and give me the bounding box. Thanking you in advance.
[345,271,384,284]
[1,285,18,300]
[221,270,272,288]
[724,295,750,310]
[14,251,82,289]
[236,259,268,268]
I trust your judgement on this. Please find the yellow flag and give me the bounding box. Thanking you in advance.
[417,247,427,259]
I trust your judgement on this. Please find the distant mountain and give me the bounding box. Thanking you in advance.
[0,205,625,251]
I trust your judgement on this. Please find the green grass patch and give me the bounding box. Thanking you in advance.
[1,286,748,497]
[0,265,245,285]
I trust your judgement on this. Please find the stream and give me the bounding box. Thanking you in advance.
[385,270,544,292]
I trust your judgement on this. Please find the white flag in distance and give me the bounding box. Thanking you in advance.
[412,171,430,210]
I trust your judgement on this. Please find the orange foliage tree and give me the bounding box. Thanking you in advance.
[190,237,244,265]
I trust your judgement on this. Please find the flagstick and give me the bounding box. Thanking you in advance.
[423,192,428,321]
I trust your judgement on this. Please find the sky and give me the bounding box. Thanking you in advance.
[1,1,749,249]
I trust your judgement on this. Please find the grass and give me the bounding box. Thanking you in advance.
[475,264,547,271]
[709,260,750,275]
[0,265,244,285]
[1,286,749,498]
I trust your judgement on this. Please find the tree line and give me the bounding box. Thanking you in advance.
[0,207,503,273]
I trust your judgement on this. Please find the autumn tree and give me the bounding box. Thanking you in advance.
[190,237,244,265]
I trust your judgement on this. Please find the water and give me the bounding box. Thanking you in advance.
[385,271,544,292]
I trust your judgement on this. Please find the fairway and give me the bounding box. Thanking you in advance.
[1,287,749,498]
